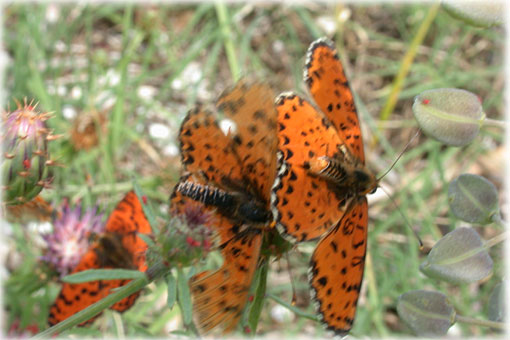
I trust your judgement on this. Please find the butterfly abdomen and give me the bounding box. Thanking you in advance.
[177,181,234,208]
[177,180,270,224]
[307,156,377,196]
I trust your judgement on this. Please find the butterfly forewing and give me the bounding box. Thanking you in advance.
[305,38,365,163]
[179,107,244,186]
[217,80,278,201]
[271,93,350,242]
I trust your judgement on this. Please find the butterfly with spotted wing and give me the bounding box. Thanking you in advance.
[271,38,378,335]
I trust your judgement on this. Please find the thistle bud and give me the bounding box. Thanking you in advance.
[147,202,216,268]
[2,101,59,205]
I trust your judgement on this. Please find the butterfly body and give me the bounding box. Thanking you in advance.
[307,156,377,197]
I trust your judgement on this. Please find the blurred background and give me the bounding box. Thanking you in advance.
[2,2,504,338]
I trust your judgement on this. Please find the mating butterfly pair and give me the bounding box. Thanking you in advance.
[172,37,377,336]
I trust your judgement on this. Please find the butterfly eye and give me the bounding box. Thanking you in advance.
[369,187,377,194]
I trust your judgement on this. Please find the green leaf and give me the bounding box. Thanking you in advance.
[133,179,159,234]
[62,269,145,283]
[137,232,155,248]
[176,267,193,326]
[397,290,456,336]
[247,260,268,333]
[165,272,177,310]
[266,294,319,321]
[420,227,493,284]
[442,1,503,28]
[412,88,484,146]
[448,174,500,224]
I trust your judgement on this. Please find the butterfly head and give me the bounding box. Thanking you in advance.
[353,168,378,196]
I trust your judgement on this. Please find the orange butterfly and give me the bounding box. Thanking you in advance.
[48,191,151,326]
[271,38,377,335]
[170,80,278,333]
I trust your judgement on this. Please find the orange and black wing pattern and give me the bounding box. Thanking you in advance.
[170,176,263,333]
[309,197,368,335]
[179,106,244,186]
[305,38,365,163]
[190,230,262,333]
[271,93,349,242]
[217,80,278,199]
[48,191,150,326]
[272,37,374,335]
[171,80,277,334]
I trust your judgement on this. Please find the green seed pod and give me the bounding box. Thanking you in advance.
[488,282,505,323]
[420,227,493,284]
[397,290,456,336]
[442,1,503,28]
[448,174,500,224]
[2,102,58,205]
[413,88,485,146]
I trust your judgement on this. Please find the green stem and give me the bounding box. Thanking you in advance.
[365,250,389,336]
[491,214,507,229]
[455,314,506,330]
[483,117,506,128]
[54,177,160,197]
[33,277,148,338]
[215,0,240,81]
[266,293,319,321]
[33,262,168,338]
[484,231,507,249]
[379,2,440,121]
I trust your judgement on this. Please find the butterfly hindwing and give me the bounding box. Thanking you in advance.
[190,230,262,333]
[309,197,368,335]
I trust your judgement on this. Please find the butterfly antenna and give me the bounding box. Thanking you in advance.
[285,252,298,306]
[377,130,421,181]
[379,185,424,250]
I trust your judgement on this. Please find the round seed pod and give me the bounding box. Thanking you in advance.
[448,174,500,224]
[442,1,503,28]
[413,88,484,146]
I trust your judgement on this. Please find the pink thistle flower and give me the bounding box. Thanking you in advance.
[41,200,104,276]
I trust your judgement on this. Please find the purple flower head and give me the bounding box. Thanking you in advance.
[181,202,213,230]
[41,200,104,276]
